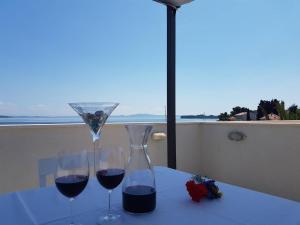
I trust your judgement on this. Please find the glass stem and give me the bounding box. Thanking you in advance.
[93,141,96,176]
[93,137,100,176]
[69,198,74,225]
[108,190,112,216]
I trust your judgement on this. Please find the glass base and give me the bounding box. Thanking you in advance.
[97,212,121,225]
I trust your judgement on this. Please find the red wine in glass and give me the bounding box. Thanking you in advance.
[55,175,89,198]
[96,168,125,190]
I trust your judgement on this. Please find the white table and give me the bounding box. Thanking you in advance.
[1,167,300,225]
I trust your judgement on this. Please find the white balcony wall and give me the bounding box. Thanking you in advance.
[0,122,300,201]
[176,122,300,202]
[0,124,167,194]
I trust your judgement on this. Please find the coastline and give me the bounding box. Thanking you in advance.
[0,115,217,125]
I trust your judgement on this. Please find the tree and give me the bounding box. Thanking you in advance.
[218,112,230,121]
[286,104,298,120]
[288,104,298,114]
[276,101,287,120]
[230,106,249,116]
[257,99,280,120]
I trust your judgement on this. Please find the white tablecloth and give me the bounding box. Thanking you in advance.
[1,167,300,225]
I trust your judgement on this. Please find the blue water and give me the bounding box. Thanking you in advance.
[0,115,216,125]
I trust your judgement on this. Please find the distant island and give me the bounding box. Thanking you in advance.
[0,115,12,118]
[180,114,218,119]
[117,114,163,118]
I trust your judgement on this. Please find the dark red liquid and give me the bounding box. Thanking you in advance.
[123,185,156,213]
[55,175,88,198]
[96,168,125,190]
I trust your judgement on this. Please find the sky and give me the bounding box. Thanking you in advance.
[0,0,300,116]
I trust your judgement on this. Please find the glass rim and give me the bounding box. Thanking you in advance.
[96,146,124,152]
[124,124,153,128]
[68,102,119,106]
[57,149,90,154]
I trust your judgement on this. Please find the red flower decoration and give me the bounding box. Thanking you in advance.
[186,180,208,202]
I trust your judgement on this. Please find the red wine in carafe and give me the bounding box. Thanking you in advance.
[123,185,156,213]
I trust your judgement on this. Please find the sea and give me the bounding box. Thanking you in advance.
[0,115,217,125]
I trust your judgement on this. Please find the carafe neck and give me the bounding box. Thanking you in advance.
[125,124,153,147]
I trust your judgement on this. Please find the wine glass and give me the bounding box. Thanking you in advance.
[55,150,90,225]
[95,147,125,224]
[69,102,119,175]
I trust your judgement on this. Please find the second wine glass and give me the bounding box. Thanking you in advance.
[95,147,125,224]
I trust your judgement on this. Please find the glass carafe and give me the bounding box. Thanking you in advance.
[122,124,156,213]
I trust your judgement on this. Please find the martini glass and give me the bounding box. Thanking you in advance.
[69,102,119,174]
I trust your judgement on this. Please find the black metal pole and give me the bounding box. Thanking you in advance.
[167,6,177,169]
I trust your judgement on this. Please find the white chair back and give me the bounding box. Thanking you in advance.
[38,151,94,187]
